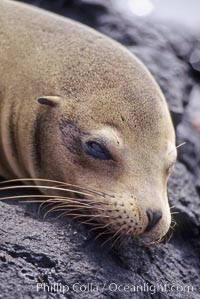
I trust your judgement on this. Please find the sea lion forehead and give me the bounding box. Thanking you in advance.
[76,87,168,136]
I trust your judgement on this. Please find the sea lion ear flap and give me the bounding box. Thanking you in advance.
[37,96,61,107]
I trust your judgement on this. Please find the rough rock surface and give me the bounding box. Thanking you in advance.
[0,0,200,298]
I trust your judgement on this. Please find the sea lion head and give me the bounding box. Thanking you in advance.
[0,0,176,243]
[36,46,176,242]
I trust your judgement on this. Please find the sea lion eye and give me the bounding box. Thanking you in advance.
[85,141,112,160]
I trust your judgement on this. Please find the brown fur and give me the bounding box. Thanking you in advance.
[0,0,176,241]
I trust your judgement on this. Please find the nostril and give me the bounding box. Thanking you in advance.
[145,209,162,232]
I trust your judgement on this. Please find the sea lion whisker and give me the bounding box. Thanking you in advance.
[43,211,116,221]
[143,238,158,247]
[117,236,127,249]
[38,201,60,217]
[0,194,109,209]
[0,195,101,213]
[111,228,126,249]
[17,199,65,219]
[88,221,115,232]
[42,203,70,220]
[0,195,83,205]
[0,184,113,208]
[71,214,117,224]
[42,205,96,220]
[43,206,83,219]
[176,142,186,149]
[124,227,133,236]
[38,198,60,214]
[101,224,126,248]
[164,237,168,244]
[42,203,108,220]
[72,214,115,224]
[81,218,98,225]
[114,235,122,248]
[170,206,176,210]
[80,221,103,227]
[171,222,177,230]
[102,225,125,247]
[45,203,108,216]
[168,232,174,242]
[169,225,175,232]
[171,219,176,225]
[0,178,114,198]
[73,214,116,220]
[152,240,159,246]
[78,220,104,226]
[0,185,97,199]
[171,223,176,228]
[55,208,89,220]
[94,230,111,241]
[40,199,114,213]
[170,226,176,233]
[0,196,69,217]
[159,236,165,244]
[119,234,132,249]
[63,198,111,206]
[18,200,60,206]
[164,230,173,244]
[171,218,177,226]
[165,231,173,243]
[9,198,68,218]
[10,194,113,219]
[80,216,112,225]
[111,227,130,248]
[0,194,56,201]
[58,184,114,198]
[44,201,101,210]
[51,203,105,211]
[170,211,179,215]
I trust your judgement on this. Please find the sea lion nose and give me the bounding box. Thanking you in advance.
[145,209,162,232]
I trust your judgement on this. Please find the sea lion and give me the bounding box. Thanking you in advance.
[0,0,177,242]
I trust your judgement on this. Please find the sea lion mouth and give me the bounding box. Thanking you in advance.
[139,224,175,246]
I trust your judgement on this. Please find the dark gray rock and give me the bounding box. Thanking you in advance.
[177,85,200,191]
[190,44,200,72]
[168,162,200,233]
[1,199,200,299]
[1,0,200,298]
